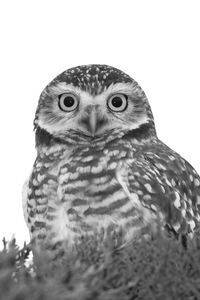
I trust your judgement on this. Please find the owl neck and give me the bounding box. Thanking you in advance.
[122,122,157,141]
[35,122,156,151]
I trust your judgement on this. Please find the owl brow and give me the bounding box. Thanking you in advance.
[47,83,81,97]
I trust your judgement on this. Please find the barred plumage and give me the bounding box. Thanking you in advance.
[23,64,200,251]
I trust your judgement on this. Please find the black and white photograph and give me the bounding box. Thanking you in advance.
[0,1,200,299]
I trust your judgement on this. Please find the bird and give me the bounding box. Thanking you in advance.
[22,64,200,252]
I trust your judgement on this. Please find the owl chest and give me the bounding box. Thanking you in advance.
[58,149,123,209]
[49,147,133,240]
[34,145,136,245]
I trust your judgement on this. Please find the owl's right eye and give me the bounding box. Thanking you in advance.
[58,93,79,112]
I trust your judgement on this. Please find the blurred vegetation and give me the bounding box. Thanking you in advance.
[0,232,200,300]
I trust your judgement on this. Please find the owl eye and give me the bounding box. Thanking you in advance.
[58,93,79,112]
[107,94,128,112]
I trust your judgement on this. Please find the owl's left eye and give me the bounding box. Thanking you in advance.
[107,94,128,112]
[58,93,79,112]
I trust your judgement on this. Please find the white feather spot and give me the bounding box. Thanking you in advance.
[181,208,186,217]
[109,150,119,156]
[60,167,68,174]
[150,204,157,211]
[92,176,109,184]
[82,155,94,162]
[155,163,166,170]
[144,183,153,193]
[37,205,47,212]
[161,185,165,193]
[91,165,104,174]
[28,198,35,204]
[32,179,38,186]
[59,173,70,183]
[196,214,200,222]
[171,179,176,186]
[108,162,118,170]
[194,178,200,187]
[134,172,140,177]
[77,166,91,173]
[118,151,127,158]
[188,220,196,231]
[144,195,151,201]
[27,188,32,196]
[66,180,88,189]
[48,179,56,185]
[197,195,200,205]
[188,208,194,217]
[44,162,52,168]
[173,222,180,231]
[35,189,42,196]
[36,197,47,204]
[88,178,116,193]
[189,175,194,182]
[174,192,181,208]
[188,198,192,206]
[36,162,42,168]
[137,190,143,195]
[169,155,175,161]
[69,172,79,180]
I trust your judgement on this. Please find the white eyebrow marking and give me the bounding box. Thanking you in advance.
[48,83,82,96]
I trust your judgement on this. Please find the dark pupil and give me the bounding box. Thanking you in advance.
[63,96,75,107]
[111,97,123,107]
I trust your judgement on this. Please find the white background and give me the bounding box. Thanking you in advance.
[0,0,199,247]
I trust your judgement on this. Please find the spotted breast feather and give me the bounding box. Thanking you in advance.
[24,137,200,249]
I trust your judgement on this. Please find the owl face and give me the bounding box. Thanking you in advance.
[35,65,156,143]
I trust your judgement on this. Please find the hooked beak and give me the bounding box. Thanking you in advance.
[89,109,97,136]
[80,105,107,137]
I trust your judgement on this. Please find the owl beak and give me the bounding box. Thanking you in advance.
[89,109,97,136]
[81,105,107,136]
[81,105,104,136]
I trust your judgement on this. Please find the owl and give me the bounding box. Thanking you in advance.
[23,64,200,251]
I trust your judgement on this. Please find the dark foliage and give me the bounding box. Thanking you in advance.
[0,233,200,300]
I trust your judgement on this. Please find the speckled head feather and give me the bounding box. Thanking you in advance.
[54,64,133,94]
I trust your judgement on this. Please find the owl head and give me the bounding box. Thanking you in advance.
[34,65,156,146]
